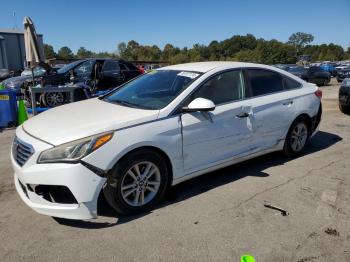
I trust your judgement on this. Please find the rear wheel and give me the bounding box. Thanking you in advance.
[339,104,350,114]
[283,119,309,157]
[103,150,169,215]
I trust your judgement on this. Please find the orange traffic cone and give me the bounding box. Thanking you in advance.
[17,99,28,125]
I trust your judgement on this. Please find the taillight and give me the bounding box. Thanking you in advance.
[314,89,322,99]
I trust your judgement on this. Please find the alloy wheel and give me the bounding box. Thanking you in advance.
[44,92,64,107]
[120,161,161,207]
[290,122,308,152]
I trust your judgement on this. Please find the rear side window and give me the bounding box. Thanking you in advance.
[119,63,128,70]
[190,70,245,105]
[283,77,301,90]
[102,61,120,72]
[246,69,283,97]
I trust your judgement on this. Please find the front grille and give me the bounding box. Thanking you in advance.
[12,137,34,166]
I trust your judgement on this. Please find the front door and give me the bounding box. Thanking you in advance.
[181,69,253,173]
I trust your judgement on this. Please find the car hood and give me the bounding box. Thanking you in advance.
[23,98,160,145]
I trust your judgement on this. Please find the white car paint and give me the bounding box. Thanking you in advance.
[11,62,321,219]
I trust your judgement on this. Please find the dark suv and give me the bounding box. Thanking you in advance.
[23,59,142,107]
[336,67,350,83]
[287,66,330,86]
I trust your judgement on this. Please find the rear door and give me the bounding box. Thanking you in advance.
[243,68,298,151]
[99,60,123,89]
[120,62,141,81]
[181,69,254,173]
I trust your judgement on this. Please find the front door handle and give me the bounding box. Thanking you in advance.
[236,112,250,118]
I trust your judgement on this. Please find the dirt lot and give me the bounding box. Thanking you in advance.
[1,78,349,262]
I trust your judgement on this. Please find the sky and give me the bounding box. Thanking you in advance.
[1,0,349,53]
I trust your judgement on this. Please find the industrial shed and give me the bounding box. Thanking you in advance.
[0,28,44,72]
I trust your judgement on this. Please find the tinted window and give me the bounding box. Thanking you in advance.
[102,61,120,72]
[190,70,245,105]
[308,67,322,73]
[283,77,301,90]
[124,62,138,70]
[246,69,283,97]
[119,63,128,70]
[104,70,201,110]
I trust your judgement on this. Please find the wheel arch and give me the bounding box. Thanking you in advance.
[289,113,313,136]
[111,145,174,183]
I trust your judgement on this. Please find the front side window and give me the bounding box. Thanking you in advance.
[103,70,201,110]
[246,69,283,97]
[190,70,245,105]
[73,60,94,76]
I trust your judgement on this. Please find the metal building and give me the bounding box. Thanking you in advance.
[0,28,44,72]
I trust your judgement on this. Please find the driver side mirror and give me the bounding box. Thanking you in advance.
[182,98,215,112]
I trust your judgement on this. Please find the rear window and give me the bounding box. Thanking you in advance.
[246,69,283,97]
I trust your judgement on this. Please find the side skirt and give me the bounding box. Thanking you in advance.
[172,142,284,186]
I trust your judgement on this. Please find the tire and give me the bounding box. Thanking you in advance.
[283,118,310,157]
[339,104,350,114]
[42,91,65,107]
[103,149,170,215]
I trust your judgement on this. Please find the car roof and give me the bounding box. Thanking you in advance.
[160,61,278,73]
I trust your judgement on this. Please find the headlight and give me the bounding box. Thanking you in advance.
[38,132,113,163]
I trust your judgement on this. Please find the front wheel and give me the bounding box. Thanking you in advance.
[103,150,169,215]
[283,119,309,157]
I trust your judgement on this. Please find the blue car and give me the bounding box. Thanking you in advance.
[320,63,337,77]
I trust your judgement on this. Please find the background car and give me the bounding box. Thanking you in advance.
[339,78,350,114]
[320,63,337,77]
[23,59,142,107]
[336,66,350,83]
[287,66,330,86]
[274,64,297,71]
[21,67,46,77]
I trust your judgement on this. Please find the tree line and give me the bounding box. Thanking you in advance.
[44,32,350,65]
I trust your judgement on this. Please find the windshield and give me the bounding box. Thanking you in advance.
[57,60,85,74]
[288,67,307,73]
[104,70,202,110]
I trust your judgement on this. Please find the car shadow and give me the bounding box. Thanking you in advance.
[54,130,342,229]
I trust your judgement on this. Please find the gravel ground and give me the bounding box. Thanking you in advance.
[0,78,349,262]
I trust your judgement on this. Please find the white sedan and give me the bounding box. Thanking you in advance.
[11,62,322,219]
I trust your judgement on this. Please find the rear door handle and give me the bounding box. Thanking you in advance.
[236,112,250,118]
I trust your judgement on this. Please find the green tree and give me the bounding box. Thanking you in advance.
[117,42,127,59]
[43,44,56,59]
[57,46,74,59]
[76,47,93,58]
[287,32,314,55]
